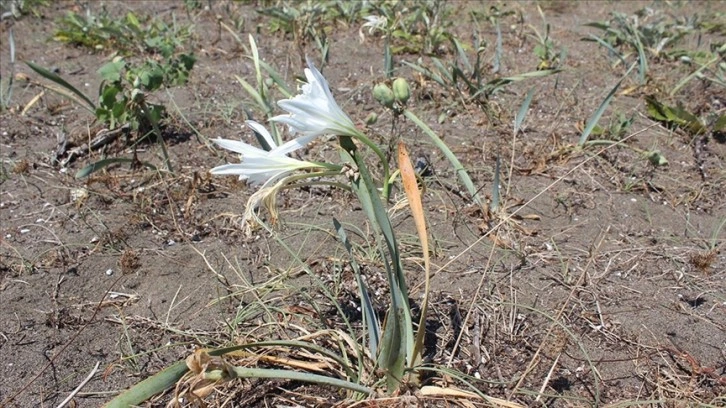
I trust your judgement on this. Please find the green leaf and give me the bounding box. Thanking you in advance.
[645,96,706,134]
[579,63,635,146]
[103,361,188,408]
[139,65,164,90]
[333,218,379,357]
[514,87,536,134]
[98,59,125,83]
[645,95,669,122]
[647,150,668,166]
[75,158,157,179]
[338,137,410,393]
[236,75,272,116]
[99,84,120,108]
[714,114,726,132]
[25,61,96,111]
[384,35,393,78]
[479,69,561,98]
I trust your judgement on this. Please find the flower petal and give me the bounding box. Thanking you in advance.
[212,138,268,157]
[246,120,277,149]
[270,59,358,139]
[210,154,322,186]
[270,133,319,156]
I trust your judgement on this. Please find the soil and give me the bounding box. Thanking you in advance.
[1,1,725,407]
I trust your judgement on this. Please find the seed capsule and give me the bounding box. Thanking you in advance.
[392,77,410,105]
[373,83,395,108]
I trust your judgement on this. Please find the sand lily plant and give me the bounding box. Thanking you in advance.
[106,57,440,407]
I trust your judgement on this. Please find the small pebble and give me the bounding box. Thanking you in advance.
[105,269,113,276]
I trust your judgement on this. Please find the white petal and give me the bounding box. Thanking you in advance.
[212,138,267,156]
[271,133,318,156]
[246,120,277,149]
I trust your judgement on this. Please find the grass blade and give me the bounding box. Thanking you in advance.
[333,218,380,358]
[384,35,393,78]
[670,55,719,96]
[514,86,535,134]
[478,69,560,99]
[491,156,501,212]
[75,158,157,179]
[492,21,502,74]
[1,28,15,109]
[508,87,535,196]
[222,366,371,394]
[584,33,627,67]
[26,61,96,111]
[450,36,471,73]
[578,63,635,146]
[258,59,293,97]
[236,75,272,116]
[632,31,648,84]
[402,60,445,87]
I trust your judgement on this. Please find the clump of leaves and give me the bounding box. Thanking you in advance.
[583,8,696,83]
[670,42,726,94]
[257,1,344,65]
[363,0,455,55]
[54,8,192,56]
[645,95,724,138]
[94,54,196,132]
[0,0,50,19]
[587,111,635,141]
[404,49,559,120]
[26,51,195,176]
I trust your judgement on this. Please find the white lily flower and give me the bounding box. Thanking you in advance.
[361,15,388,34]
[271,59,359,139]
[210,120,323,186]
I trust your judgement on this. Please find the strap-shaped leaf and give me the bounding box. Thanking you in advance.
[397,142,430,380]
[333,218,380,358]
[26,61,96,111]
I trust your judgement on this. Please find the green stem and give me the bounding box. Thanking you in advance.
[349,129,391,200]
[142,102,172,173]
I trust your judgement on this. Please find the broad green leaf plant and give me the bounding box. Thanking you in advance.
[25,51,195,177]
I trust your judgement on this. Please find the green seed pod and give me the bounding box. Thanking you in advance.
[373,83,395,108]
[392,77,410,105]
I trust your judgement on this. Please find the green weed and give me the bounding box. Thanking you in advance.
[26,50,195,176]
[0,28,15,111]
[583,8,714,84]
[645,95,724,139]
[0,0,49,19]
[54,8,193,56]
[365,0,455,55]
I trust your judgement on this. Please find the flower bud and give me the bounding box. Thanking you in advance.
[373,83,394,108]
[392,77,410,105]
